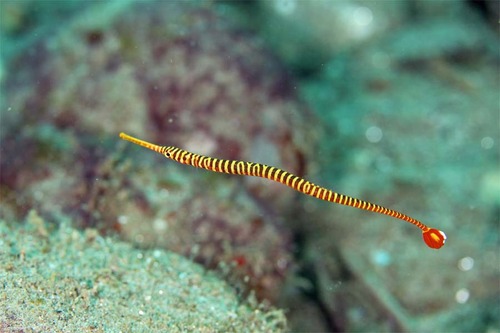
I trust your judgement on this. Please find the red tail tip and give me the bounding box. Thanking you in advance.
[423,228,446,249]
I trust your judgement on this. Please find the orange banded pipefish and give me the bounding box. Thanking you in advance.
[119,132,446,249]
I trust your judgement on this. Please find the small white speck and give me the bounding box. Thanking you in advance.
[137,253,144,260]
[144,295,152,302]
[353,6,373,26]
[342,4,375,40]
[371,249,391,267]
[365,126,383,143]
[372,250,392,267]
[481,137,494,149]
[158,289,164,295]
[153,249,162,258]
[153,218,167,232]
[274,0,297,16]
[458,257,474,271]
[118,215,128,225]
[138,310,145,316]
[455,288,470,304]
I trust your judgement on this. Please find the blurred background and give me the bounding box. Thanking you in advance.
[0,0,498,332]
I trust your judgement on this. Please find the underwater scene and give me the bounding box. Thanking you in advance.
[0,0,498,332]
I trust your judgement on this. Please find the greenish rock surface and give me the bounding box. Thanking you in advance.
[0,211,286,332]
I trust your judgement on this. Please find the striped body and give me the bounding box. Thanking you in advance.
[119,132,446,249]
